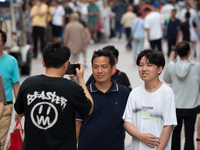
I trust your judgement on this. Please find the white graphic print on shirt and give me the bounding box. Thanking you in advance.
[27,91,68,130]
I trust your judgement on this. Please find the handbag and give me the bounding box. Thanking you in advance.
[7,121,24,150]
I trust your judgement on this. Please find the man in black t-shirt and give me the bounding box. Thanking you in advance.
[14,42,93,150]
[176,12,199,58]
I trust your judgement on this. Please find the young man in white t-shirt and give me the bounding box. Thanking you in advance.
[122,49,177,150]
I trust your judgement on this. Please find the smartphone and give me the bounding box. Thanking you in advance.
[66,64,80,75]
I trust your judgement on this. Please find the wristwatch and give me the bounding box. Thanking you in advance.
[196,138,200,141]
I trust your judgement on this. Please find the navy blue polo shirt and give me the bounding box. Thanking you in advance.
[77,80,130,150]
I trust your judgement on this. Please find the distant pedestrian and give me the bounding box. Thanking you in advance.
[165,9,180,58]
[87,0,99,43]
[30,0,48,58]
[112,0,126,40]
[51,0,65,42]
[64,0,73,25]
[100,1,112,42]
[131,12,145,62]
[176,11,199,58]
[63,13,86,64]
[23,2,33,46]
[123,49,177,150]
[144,8,164,51]
[121,5,136,50]
[77,11,91,68]
[164,41,200,150]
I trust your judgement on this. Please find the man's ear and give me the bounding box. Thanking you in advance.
[158,66,163,75]
[111,64,116,74]
[42,58,46,67]
[115,58,118,64]
[64,61,69,70]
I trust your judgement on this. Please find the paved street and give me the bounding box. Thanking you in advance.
[6,36,200,150]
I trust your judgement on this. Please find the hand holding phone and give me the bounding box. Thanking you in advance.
[66,63,80,75]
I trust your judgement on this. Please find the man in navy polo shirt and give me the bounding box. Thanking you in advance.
[76,50,130,150]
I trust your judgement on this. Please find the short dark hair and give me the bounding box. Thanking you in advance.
[42,42,71,68]
[137,12,142,17]
[176,41,190,57]
[102,45,119,59]
[0,29,7,43]
[136,49,165,68]
[185,11,190,18]
[91,49,115,67]
[144,8,151,13]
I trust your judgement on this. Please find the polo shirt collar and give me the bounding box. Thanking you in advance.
[89,79,119,93]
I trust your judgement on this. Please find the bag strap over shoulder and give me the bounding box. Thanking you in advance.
[114,71,121,83]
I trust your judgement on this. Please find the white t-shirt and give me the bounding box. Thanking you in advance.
[52,5,65,26]
[122,84,177,150]
[144,12,164,40]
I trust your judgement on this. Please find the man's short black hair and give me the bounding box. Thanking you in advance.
[144,7,151,13]
[136,49,165,69]
[91,49,115,67]
[176,41,190,57]
[137,12,142,17]
[102,45,119,59]
[185,11,190,18]
[43,42,71,68]
[0,29,7,43]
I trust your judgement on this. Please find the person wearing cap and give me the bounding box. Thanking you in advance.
[63,13,86,64]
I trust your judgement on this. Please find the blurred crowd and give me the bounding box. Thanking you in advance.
[11,0,200,61]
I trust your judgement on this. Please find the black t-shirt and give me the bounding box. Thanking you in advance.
[86,69,132,91]
[14,75,91,150]
[180,21,197,42]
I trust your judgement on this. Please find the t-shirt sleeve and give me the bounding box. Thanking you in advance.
[74,86,92,118]
[122,93,134,124]
[11,57,20,84]
[162,90,177,126]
